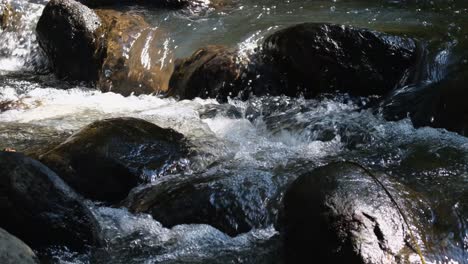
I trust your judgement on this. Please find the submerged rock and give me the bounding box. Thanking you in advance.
[283,162,429,264]
[39,117,189,203]
[167,45,243,102]
[0,228,39,264]
[381,61,468,136]
[0,152,100,250]
[36,0,174,95]
[123,168,279,236]
[256,23,422,98]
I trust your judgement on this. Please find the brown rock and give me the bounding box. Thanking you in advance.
[36,0,174,96]
[96,9,173,95]
[167,45,243,102]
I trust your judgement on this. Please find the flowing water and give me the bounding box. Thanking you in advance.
[1,0,468,263]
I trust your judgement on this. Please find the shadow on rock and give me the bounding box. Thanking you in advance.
[0,152,100,251]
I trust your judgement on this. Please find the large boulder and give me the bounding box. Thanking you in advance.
[123,168,279,236]
[36,0,174,95]
[283,162,429,264]
[0,228,39,264]
[167,45,244,102]
[381,61,468,136]
[256,23,423,98]
[39,117,189,203]
[0,152,100,250]
[36,0,104,81]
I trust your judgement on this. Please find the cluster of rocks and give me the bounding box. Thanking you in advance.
[35,0,468,136]
[2,135,458,262]
[0,117,191,259]
[1,0,466,262]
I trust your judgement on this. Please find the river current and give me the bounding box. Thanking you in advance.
[0,0,467,263]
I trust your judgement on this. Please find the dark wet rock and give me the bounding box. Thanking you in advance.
[39,117,189,203]
[95,9,173,96]
[167,45,244,102]
[283,162,429,264]
[0,152,100,250]
[255,23,422,98]
[123,167,279,236]
[36,0,104,81]
[36,0,174,95]
[381,61,468,136]
[0,228,39,264]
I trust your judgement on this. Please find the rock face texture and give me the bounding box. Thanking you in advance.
[36,0,174,95]
[257,23,422,98]
[0,228,39,264]
[39,117,189,203]
[283,162,428,264]
[95,9,174,96]
[0,152,100,251]
[123,169,279,236]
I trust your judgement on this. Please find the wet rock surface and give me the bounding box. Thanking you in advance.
[36,0,103,81]
[39,117,189,203]
[283,162,428,264]
[96,9,174,95]
[382,61,468,136]
[0,152,100,251]
[36,0,174,95]
[255,23,422,98]
[0,228,39,264]
[124,167,279,236]
[167,45,243,102]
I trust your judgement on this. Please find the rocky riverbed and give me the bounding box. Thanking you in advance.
[0,0,467,263]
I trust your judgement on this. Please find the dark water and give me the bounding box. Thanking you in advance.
[0,0,467,263]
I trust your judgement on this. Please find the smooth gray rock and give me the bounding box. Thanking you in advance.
[0,228,39,264]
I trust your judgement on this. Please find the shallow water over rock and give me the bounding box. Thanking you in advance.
[1,0,468,263]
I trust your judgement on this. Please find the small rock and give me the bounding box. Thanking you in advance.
[0,228,39,264]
